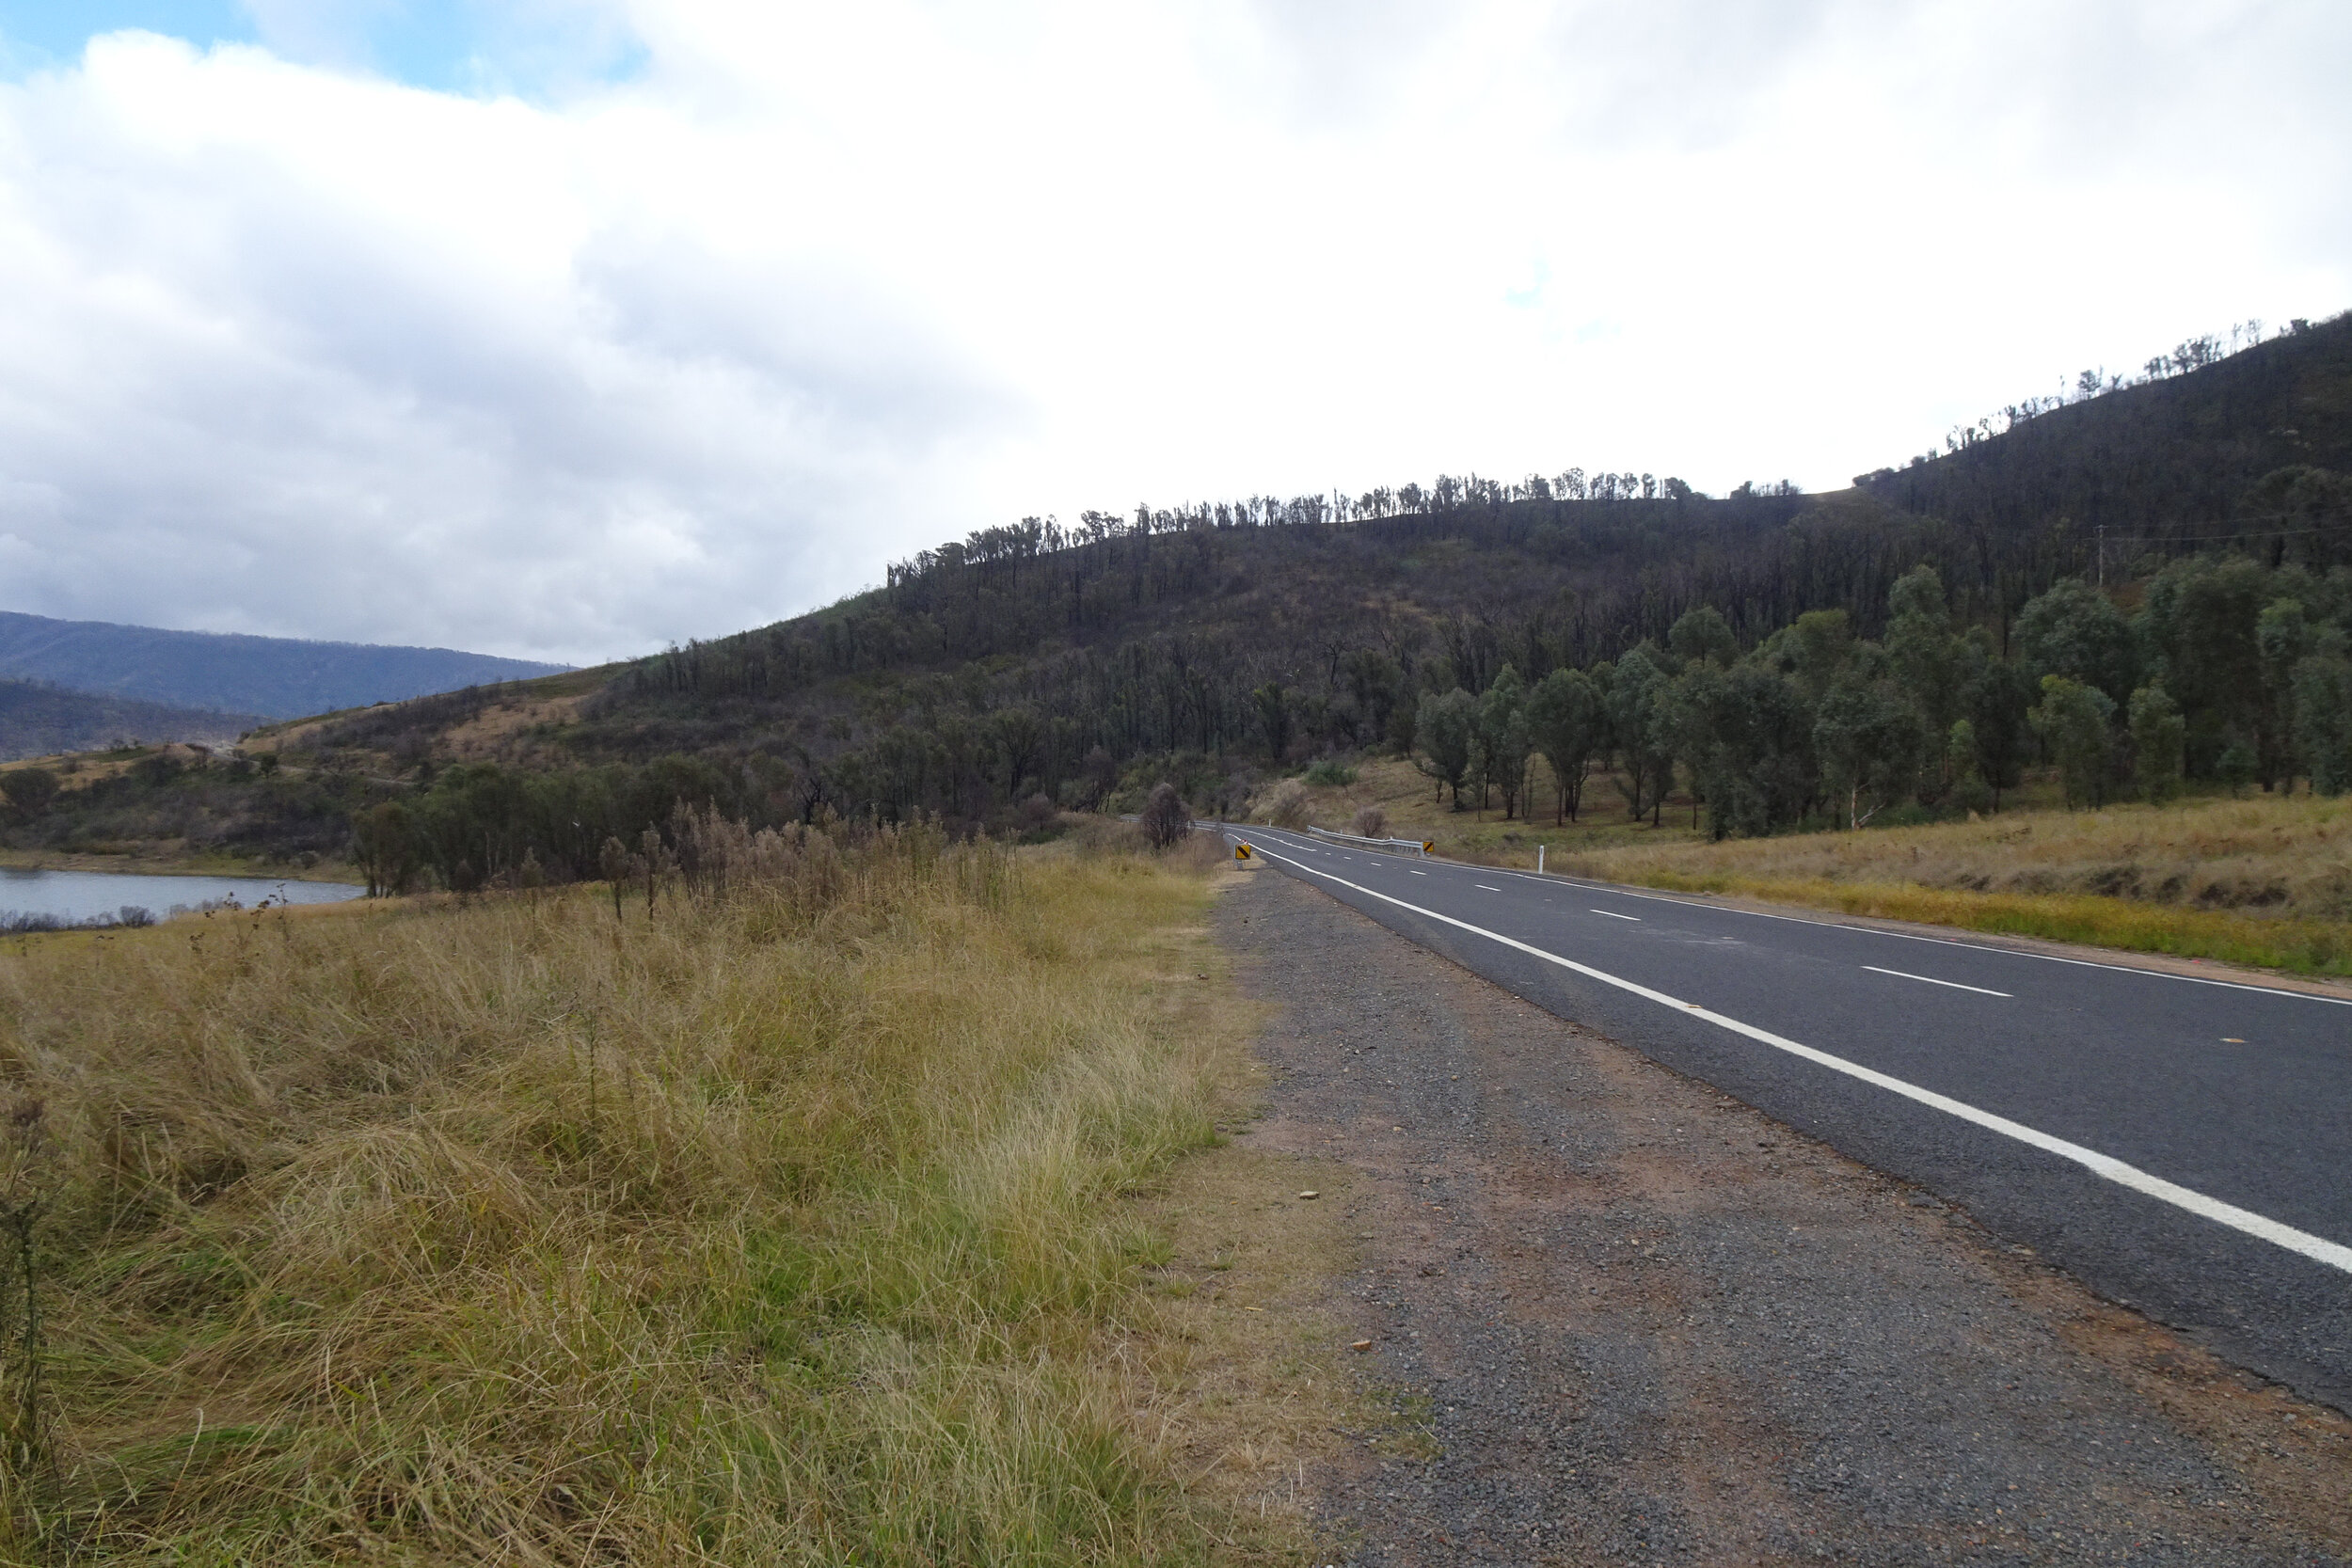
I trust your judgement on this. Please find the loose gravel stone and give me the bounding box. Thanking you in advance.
[1216,865,2352,1566]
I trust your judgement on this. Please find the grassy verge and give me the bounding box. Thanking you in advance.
[1557,792,2352,978]
[1607,872,2352,977]
[0,821,1311,1562]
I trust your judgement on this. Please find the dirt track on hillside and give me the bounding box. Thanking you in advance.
[1215,865,2352,1566]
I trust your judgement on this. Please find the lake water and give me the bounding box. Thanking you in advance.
[0,867,367,926]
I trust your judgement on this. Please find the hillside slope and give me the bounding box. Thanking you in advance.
[0,611,568,720]
[12,310,2351,887]
[0,679,260,762]
[1861,311,2352,554]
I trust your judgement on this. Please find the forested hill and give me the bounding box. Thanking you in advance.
[0,611,568,720]
[607,317,2349,762]
[1860,311,2352,553]
[38,308,2345,890]
[274,311,2345,825]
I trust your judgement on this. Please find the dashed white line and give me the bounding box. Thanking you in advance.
[1475,884,1502,892]
[1865,965,2012,998]
[1590,909,1642,922]
[1238,839,2352,1277]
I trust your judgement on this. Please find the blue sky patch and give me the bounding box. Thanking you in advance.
[0,0,642,95]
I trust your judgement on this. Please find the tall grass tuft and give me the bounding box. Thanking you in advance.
[0,820,1232,1562]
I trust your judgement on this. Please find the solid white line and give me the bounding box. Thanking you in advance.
[1248,829,2337,1006]
[1312,835,2351,1009]
[1522,874,2352,1006]
[1865,965,2011,998]
[1240,840,2352,1276]
[1590,910,1642,922]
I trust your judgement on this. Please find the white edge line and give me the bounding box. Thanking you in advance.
[1232,834,2352,1275]
[1239,829,2350,1007]
[1864,965,2012,998]
[1541,870,2352,1005]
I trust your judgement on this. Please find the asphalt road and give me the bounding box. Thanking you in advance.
[1221,824,2352,1412]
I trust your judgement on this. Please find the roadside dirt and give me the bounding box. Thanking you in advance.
[1215,864,2352,1566]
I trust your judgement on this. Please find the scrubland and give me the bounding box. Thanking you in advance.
[0,820,1318,1563]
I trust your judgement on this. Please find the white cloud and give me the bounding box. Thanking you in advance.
[0,1,2344,663]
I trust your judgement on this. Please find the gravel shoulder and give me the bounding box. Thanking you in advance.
[1214,863,2352,1566]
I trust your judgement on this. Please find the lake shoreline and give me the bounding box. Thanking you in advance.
[0,847,363,884]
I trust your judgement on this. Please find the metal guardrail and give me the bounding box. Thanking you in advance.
[1184,818,1431,860]
[1305,824,1431,856]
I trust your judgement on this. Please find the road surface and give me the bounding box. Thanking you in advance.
[1223,824,2352,1411]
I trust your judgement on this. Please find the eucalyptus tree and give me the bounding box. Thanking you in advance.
[1526,666,1603,822]
[2293,633,2352,796]
[1667,662,1815,839]
[1884,566,1967,800]
[1667,605,1738,672]
[2030,676,2117,808]
[2016,578,2137,706]
[2127,686,2185,805]
[1814,673,1922,829]
[1606,646,1678,826]
[1413,688,1477,807]
[1476,665,1534,819]
[1963,653,2036,812]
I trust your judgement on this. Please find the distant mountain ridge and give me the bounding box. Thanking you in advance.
[0,679,262,763]
[0,612,569,721]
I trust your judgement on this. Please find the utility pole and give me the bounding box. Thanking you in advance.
[2096,522,2106,588]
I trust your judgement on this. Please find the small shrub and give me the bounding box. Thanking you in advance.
[1263,779,1310,828]
[1352,805,1388,839]
[1303,759,1358,786]
[1141,781,1188,849]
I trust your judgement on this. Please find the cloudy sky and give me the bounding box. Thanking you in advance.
[0,1,2344,665]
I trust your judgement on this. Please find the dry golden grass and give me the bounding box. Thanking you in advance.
[0,822,1315,1563]
[1560,794,2352,977]
[1128,1132,1363,1558]
[1245,756,1709,866]
[1245,756,2352,975]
